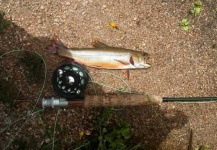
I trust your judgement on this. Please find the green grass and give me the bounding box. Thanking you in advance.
[19,52,45,83]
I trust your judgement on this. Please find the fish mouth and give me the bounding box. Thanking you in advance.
[139,63,151,68]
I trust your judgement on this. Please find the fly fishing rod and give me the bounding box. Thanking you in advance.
[42,62,217,108]
[42,95,217,108]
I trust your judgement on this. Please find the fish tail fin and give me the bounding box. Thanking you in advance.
[46,34,67,54]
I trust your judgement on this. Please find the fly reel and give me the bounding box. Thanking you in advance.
[52,63,89,99]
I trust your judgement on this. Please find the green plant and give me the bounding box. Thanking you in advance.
[180,18,190,31]
[0,11,11,33]
[190,1,203,16]
[116,86,126,93]
[71,107,144,150]
[19,52,44,83]
[103,119,132,149]
[194,145,209,150]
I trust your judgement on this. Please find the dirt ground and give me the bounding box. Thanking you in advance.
[0,0,217,149]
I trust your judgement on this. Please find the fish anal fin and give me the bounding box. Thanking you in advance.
[92,40,110,48]
[114,59,130,65]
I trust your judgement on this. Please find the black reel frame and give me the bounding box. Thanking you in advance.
[52,62,89,99]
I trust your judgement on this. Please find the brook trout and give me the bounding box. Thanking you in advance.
[48,35,151,70]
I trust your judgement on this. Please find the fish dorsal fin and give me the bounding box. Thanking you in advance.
[93,40,110,48]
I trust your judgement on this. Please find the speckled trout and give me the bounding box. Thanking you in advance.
[48,35,151,69]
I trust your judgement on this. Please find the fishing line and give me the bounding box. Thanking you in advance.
[90,71,132,93]
[0,49,47,150]
[0,109,44,134]
[52,109,60,150]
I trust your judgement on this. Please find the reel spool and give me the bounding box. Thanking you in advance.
[52,63,89,99]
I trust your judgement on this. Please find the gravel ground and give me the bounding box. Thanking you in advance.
[0,0,217,149]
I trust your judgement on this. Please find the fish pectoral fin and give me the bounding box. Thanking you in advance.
[114,59,130,65]
[121,69,130,80]
[92,40,110,48]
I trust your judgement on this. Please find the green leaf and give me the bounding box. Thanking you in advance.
[105,135,113,143]
[120,128,132,139]
[180,19,190,31]
[199,145,209,150]
[183,26,190,31]
[102,127,107,133]
[194,1,202,8]
[195,8,201,14]
[182,18,188,23]
[98,136,103,141]
[190,9,195,14]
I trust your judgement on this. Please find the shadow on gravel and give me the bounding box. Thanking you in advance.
[0,10,53,104]
[118,104,188,149]
[0,11,51,149]
[0,11,51,80]
[0,16,50,56]
[0,11,188,149]
[0,11,105,149]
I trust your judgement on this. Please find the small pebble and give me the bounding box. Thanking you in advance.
[85,130,91,135]
[66,2,70,6]
[40,6,44,10]
[45,138,50,143]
